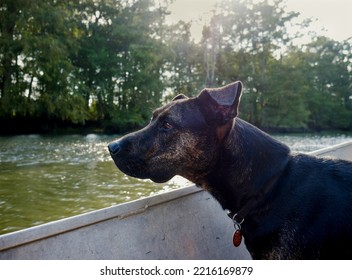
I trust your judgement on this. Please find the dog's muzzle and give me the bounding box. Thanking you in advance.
[108,139,140,178]
[108,139,174,183]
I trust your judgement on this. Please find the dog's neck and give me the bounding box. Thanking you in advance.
[198,118,291,214]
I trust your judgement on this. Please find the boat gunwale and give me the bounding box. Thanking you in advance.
[0,185,203,251]
[307,140,352,156]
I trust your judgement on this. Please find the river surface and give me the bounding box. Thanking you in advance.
[1,132,352,235]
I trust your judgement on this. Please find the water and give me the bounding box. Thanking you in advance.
[1,132,352,235]
[0,134,191,235]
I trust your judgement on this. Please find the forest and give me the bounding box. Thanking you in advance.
[1,0,351,134]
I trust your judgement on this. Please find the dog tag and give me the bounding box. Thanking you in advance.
[232,230,242,247]
[231,213,243,247]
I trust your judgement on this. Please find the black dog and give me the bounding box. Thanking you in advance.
[108,81,352,259]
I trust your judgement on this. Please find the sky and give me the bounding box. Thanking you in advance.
[166,0,352,43]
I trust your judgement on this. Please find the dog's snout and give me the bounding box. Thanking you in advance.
[108,141,121,156]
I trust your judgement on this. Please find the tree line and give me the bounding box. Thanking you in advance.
[1,0,351,134]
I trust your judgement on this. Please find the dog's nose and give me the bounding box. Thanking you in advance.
[108,141,121,156]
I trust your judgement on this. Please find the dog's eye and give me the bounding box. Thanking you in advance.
[160,121,173,131]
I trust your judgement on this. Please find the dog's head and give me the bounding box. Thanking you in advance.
[108,81,243,183]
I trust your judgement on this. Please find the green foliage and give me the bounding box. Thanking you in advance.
[200,0,352,131]
[303,37,352,130]
[0,0,351,133]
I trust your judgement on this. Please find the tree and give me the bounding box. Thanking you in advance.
[259,50,310,129]
[304,37,352,130]
[71,0,168,131]
[198,0,318,129]
[0,0,87,125]
[0,0,171,132]
[0,0,30,117]
[161,21,203,99]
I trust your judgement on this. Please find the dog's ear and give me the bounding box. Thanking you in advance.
[172,94,189,101]
[197,81,243,125]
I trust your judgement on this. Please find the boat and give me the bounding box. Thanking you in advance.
[1,141,352,260]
